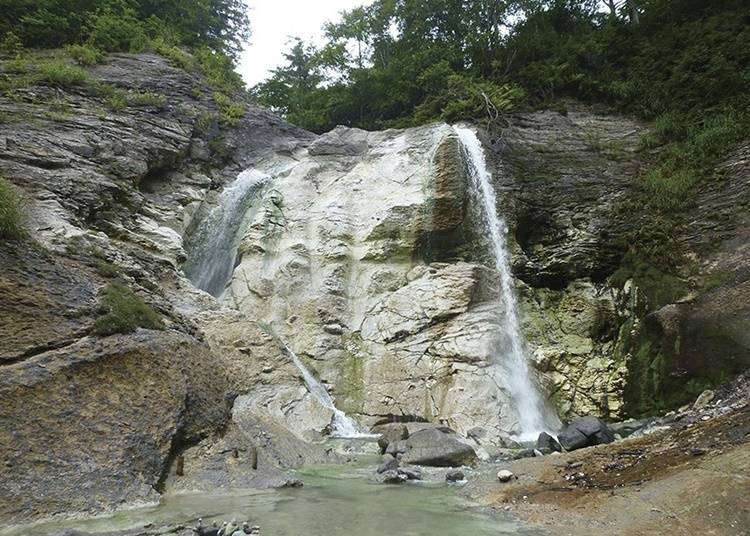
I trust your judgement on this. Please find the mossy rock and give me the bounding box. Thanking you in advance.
[93,282,163,336]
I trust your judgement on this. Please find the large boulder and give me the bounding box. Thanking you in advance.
[557,416,615,451]
[399,427,478,467]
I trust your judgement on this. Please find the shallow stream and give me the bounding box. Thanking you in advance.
[3,464,535,536]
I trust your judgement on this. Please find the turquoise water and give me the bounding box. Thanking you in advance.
[3,464,531,536]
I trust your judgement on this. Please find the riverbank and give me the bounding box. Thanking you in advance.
[465,404,750,535]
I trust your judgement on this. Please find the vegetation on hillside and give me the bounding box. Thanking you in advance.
[0,177,24,239]
[0,0,249,60]
[93,282,164,335]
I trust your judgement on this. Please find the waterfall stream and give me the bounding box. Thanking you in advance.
[183,169,269,297]
[280,342,370,438]
[259,323,372,439]
[454,126,557,440]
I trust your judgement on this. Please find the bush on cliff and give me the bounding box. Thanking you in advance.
[0,177,24,240]
[93,283,164,336]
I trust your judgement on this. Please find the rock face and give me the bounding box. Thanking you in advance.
[0,332,228,520]
[0,53,315,522]
[220,122,537,442]
[557,416,615,451]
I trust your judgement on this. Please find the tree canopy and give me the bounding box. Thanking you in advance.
[252,0,749,133]
[0,0,250,60]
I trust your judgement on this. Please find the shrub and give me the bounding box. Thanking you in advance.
[153,41,194,70]
[0,177,24,239]
[106,91,127,112]
[213,92,245,125]
[128,91,166,108]
[195,46,244,93]
[85,3,148,53]
[93,282,163,335]
[0,31,23,55]
[36,60,89,87]
[65,44,104,66]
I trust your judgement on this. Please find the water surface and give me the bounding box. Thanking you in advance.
[4,464,533,536]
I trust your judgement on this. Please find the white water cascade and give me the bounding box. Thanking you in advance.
[183,169,269,297]
[278,340,375,439]
[454,126,557,440]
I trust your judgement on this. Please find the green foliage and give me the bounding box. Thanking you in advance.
[1,1,250,57]
[213,92,245,125]
[106,91,127,112]
[153,41,194,70]
[65,43,103,66]
[85,2,148,52]
[93,282,163,336]
[414,72,525,124]
[0,31,22,55]
[36,60,89,87]
[195,46,244,93]
[640,108,745,211]
[127,91,166,108]
[0,0,250,94]
[195,111,217,134]
[0,176,24,239]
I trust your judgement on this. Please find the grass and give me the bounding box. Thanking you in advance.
[36,60,89,87]
[213,91,245,125]
[128,91,166,108]
[65,44,104,66]
[638,107,746,212]
[0,177,24,239]
[93,282,163,336]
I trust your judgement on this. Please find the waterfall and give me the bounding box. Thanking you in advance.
[183,169,268,297]
[279,342,369,438]
[453,126,556,440]
[280,341,378,439]
[258,323,372,439]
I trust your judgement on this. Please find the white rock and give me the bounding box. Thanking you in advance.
[497,469,515,482]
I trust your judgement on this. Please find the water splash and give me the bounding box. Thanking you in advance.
[183,169,268,297]
[453,125,557,440]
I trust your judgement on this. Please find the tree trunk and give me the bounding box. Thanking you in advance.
[606,0,618,19]
[626,0,640,25]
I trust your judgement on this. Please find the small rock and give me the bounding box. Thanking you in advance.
[377,454,399,474]
[261,366,273,373]
[374,423,409,454]
[381,470,408,484]
[398,466,422,480]
[533,449,544,457]
[512,448,536,460]
[693,390,715,410]
[385,439,408,456]
[497,469,515,483]
[557,416,614,451]
[445,469,465,482]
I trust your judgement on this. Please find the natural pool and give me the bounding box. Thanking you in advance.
[3,464,535,536]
